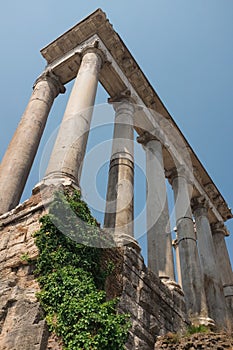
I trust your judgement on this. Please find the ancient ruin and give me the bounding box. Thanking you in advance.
[0,9,232,349]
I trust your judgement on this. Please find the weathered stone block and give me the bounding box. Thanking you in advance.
[132,319,155,346]
[133,335,153,350]
[0,232,10,251]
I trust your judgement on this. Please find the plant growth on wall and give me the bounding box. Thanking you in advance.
[33,189,130,350]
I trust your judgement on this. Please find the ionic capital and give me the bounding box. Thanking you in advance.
[81,41,106,70]
[108,92,135,115]
[211,221,229,236]
[137,129,163,146]
[204,184,233,220]
[191,195,209,212]
[33,70,66,97]
[165,165,192,184]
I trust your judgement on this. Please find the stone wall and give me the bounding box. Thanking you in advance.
[0,187,65,349]
[104,247,189,350]
[0,188,189,349]
[0,192,50,350]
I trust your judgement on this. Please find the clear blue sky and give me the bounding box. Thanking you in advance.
[0,1,232,267]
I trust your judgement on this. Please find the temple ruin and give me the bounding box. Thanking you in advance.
[0,9,232,349]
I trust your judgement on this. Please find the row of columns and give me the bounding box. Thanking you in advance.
[0,44,232,327]
[136,134,233,326]
[107,118,233,326]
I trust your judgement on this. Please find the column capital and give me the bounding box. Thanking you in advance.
[34,70,66,97]
[137,130,163,145]
[81,44,106,70]
[108,94,135,115]
[165,165,192,184]
[211,221,229,236]
[191,195,209,212]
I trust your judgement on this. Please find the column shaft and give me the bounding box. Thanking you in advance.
[104,100,134,238]
[212,222,233,320]
[192,197,227,326]
[173,237,182,286]
[45,49,102,183]
[0,72,64,214]
[168,168,208,322]
[138,132,175,280]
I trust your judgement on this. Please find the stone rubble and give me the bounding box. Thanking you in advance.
[154,332,233,349]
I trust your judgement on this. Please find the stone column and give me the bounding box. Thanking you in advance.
[172,233,182,286]
[167,167,210,324]
[192,196,228,326]
[137,131,175,280]
[45,48,103,184]
[0,71,65,214]
[104,98,137,248]
[211,222,233,319]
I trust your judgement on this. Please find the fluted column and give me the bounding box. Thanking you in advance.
[211,222,233,319]
[104,98,135,244]
[167,167,209,324]
[137,131,175,280]
[0,71,65,214]
[192,196,228,326]
[45,48,103,184]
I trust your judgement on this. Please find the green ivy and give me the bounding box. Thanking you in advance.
[186,324,210,335]
[34,190,130,350]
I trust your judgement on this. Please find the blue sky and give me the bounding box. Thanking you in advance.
[0,1,232,267]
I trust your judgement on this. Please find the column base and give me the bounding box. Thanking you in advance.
[114,231,141,253]
[190,316,216,328]
[161,278,184,296]
[33,175,80,195]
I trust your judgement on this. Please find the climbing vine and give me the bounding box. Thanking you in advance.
[34,189,130,350]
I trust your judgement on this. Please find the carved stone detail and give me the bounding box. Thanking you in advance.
[165,165,193,185]
[204,183,218,200]
[136,129,164,145]
[193,167,202,184]
[81,45,106,71]
[191,195,209,212]
[108,89,132,104]
[112,97,135,115]
[211,221,229,237]
[33,70,66,97]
